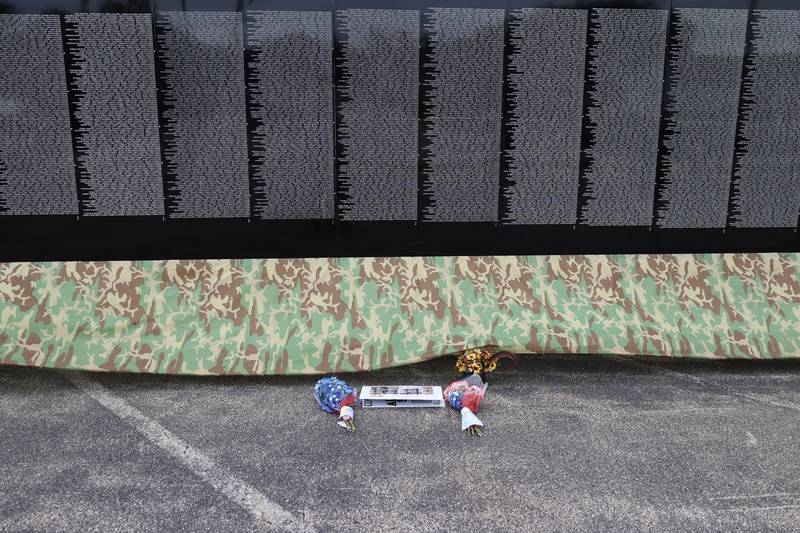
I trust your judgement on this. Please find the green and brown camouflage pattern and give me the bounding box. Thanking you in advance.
[1,253,799,374]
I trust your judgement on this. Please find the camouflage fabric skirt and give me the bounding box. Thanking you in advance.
[1,253,798,374]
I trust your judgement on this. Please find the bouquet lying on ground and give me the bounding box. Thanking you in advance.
[313,376,358,431]
[455,347,516,379]
[443,373,487,436]
[445,348,517,435]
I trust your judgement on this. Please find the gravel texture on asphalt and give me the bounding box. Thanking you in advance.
[1,354,799,532]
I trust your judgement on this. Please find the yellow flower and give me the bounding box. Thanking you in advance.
[458,348,505,374]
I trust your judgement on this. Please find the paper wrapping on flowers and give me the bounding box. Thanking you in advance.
[313,376,358,431]
[337,405,355,428]
[460,407,483,431]
[443,374,488,432]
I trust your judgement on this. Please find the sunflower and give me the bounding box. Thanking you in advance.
[456,348,497,375]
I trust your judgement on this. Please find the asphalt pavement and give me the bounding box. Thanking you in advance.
[1,354,799,532]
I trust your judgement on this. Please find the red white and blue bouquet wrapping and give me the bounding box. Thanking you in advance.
[313,376,358,431]
[443,373,487,436]
[445,348,516,435]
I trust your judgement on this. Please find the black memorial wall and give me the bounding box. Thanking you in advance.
[0,0,798,261]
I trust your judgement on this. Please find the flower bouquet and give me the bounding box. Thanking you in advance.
[313,376,358,431]
[455,347,516,380]
[444,348,517,435]
[443,373,487,436]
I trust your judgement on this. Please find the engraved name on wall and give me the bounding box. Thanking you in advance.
[246,10,333,220]
[730,10,800,228]
[579,8,667,226]
[0,7,799,233]
[504,8,586,225]
[156,11,249,218]
[64,13,164,216]
[421,7,505,222]
[0,15,77,215]
[656,8,747,228]
[336,9,419,221]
